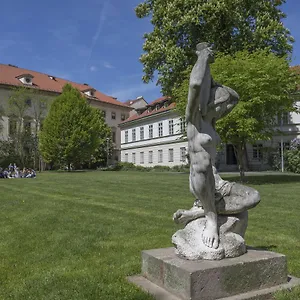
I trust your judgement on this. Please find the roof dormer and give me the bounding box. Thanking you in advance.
[82,88,96,97]
[16,74,34,85]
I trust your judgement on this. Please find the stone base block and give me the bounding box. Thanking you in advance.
[128,275,300,300]
[129,247,300,300]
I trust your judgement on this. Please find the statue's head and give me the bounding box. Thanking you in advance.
[196,42,214,63]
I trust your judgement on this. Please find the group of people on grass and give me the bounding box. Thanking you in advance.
[0,163,36,179]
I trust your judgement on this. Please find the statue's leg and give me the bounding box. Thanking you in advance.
[190,165,219,249]
[216,183,260,215]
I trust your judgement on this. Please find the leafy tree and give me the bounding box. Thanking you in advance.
[136,0,294,94]
[7,87,49,168]
[0,104,4,134]
[39,84,110,170]
[8,87,33,167]
[174,50,299,180]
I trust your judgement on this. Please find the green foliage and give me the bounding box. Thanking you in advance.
[285,138,300,174]
[285,150,300,173]
[136,0,294,94]
[213,51,296,143]
[39,84,110,169]
[7,87,49,168]
[0,104,4,133]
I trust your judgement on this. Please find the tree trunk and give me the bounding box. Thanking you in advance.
[234,143,246,182]
[68,163,71,172]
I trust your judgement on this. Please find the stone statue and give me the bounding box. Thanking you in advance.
[172,42,260,260]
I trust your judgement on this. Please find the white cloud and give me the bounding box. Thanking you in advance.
[103,62,114,69]
[85,0,109,68]
[90,65,98,72]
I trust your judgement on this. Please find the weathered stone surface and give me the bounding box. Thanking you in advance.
[129,275,300,300]
[141,247,288,300]
[173,42,260,259]
[172,212,248,260]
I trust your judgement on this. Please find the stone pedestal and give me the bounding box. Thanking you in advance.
[128,247,300,300]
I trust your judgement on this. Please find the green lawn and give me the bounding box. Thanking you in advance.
[0,171,300,300]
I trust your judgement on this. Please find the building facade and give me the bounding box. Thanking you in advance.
[0,63,132,163]
[120,97,188,167]
[120,91,300,171]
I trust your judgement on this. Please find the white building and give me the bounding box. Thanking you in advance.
[120,97,188,167]
[0,63,132,163]
[120,82,300,171]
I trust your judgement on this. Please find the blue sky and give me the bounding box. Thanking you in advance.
[0,0,299,103]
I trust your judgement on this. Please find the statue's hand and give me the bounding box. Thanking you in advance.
[173,208,205,225]
[173,209,188,224]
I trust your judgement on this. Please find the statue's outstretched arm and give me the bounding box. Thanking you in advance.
[186,56,206,122]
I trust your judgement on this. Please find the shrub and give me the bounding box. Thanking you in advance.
[285,138,300,174]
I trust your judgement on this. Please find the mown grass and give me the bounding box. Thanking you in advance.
[0,171,300,299]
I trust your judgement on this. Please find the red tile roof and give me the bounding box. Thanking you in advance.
[120,97,175,125]
[291,65,300,75]
[148,96,170,106]
[0,63,130,108]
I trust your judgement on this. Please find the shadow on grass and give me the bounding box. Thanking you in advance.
[223,175,300,185]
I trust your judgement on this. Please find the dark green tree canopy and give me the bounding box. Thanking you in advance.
[136,0,294,95]
[39,84,110,169]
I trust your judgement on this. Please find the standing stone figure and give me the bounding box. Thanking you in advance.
[172,43,260,260]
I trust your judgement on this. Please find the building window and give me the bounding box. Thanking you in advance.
[253,144,263,160]
[149,151,153,164]
[9,118,17,136]
[112,131,116,143]
[23,120,31,134]
[226,144,237,165]
[111,112,116,120]
[125,130,128,143]
[125,153,128,162]
[132,129,136,141]
[102,110,106,119]
[140,127,144,140]
[158,122,163,137]
[156,104,160,111]
[158,150,163,163]
[149,124,153,139]
[180,117,186,133]
[132,153,136,164]
[278,142,290,157]
[282,112,289,125]
[169,120,174,135]
[140,152,144,164]
[169,148,174,162]
[121,113,126,121]
[180,147,186,162]
[25,98,32,107]
[277,112,289,125]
